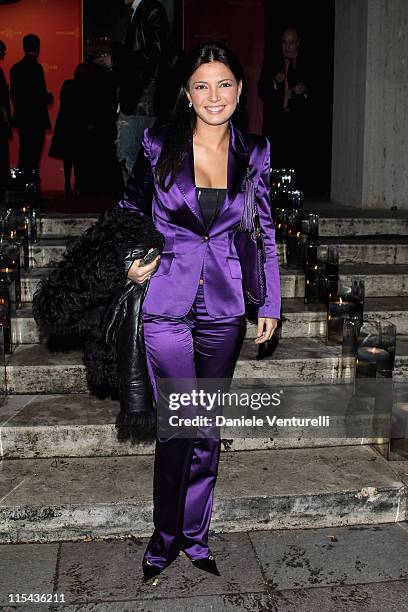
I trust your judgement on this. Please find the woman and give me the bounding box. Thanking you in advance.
[117,42,281,581]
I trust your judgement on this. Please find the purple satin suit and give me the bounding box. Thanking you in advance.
[118,122,281,568]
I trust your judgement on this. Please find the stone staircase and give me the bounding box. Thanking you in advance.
[0,210,407,544]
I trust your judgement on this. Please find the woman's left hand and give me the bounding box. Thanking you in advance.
[255,317,278,344]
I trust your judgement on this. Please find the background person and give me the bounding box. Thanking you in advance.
[0,40,11,199]
[258,26,310,186]
[10,34,53,181]
[49,62,120,197]
[49,65,86,196]
[111,0,169,183]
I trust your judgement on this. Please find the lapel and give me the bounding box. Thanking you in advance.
[174,122,250,229]
[221,122,249,217]
[175,137,205,227]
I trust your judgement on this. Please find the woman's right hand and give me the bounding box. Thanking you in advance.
[127,249,161,285]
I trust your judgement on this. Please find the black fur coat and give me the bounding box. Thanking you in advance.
[33,207,164,442]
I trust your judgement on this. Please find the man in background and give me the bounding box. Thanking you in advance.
[10,34,53,181]
[112,0,168,183]
[0,40,11,199]
[258,27,310,187]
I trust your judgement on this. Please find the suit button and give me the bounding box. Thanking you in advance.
[202,235,209,242]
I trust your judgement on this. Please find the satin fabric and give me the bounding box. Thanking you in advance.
[117,122,281,319]
[142,285,243,567]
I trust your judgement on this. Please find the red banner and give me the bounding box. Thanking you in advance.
[0,0,83,192]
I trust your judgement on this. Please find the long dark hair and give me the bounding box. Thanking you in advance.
[155,42,244,191]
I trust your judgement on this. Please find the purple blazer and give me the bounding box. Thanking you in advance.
[117,122,281,319]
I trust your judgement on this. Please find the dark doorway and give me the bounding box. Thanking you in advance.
[262,0,335,198]
[83,0,182,58]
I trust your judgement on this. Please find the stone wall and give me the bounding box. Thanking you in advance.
[331,0,408,209]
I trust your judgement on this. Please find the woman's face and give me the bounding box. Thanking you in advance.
[185,61,242,127]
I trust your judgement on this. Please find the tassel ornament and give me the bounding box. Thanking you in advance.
[239,169,256,232]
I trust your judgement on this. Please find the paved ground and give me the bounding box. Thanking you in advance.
[1,523,408,611]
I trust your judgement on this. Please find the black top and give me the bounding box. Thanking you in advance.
[197,187,227,230]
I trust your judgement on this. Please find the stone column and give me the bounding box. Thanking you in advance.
[331,0,408,209]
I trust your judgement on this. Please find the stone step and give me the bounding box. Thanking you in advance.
[38,214,98,239]
[29,239,67,268]
[269,297,408,339]
[29,237,408,269]
[7,334,408,394]
[278,263,408,300]
[5,338,353,394]
[318,216,408,237]
[1,388,385,459]
[21,268,54,303]
[20,267,304,303]
[13,298,408,345]
[38,213,408,240]
[338,264,408,297]
[21,264,408,304]
[11,305,40,345]
[319,237,408,265]
[5,345,87,394]
[20,267,302,302]
[304,205,408,235]
[0,445,405,543]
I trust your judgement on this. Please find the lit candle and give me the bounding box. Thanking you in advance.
[356,346,391,378]
[0,283,12,353]
[328,296,357,316]
[327,297,360,345]
[286,229,301,267]
[305,263,320,303]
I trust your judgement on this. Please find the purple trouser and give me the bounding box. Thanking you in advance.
[142,285,243,568]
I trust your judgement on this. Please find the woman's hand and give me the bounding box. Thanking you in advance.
[127,248,161,285]
[255,317,278,344]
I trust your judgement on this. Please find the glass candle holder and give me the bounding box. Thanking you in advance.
[338,280,365,324]
[305,262,321,303]
[298,238,318,270]
[0,320,6,401]
[389,393,408,460]
[317,246,339,305]
[273,208,288,242]
[0,281,12,354]
[287,189,303,211]
[326,245,339,275]
[0,241,22,309]
[4,207,31,269]
[286,227,301,267]
[270,168,296,191]
[327,294,362,345]
[297,213,320,270]
[279,209,301,267]
[6,168,38,207]
[301,213,319,243]
[355,321,396,379]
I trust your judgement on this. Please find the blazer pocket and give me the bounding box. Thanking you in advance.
[153,252,175,277]
[227,256,243,279]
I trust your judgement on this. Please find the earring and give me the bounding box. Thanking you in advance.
[237,97,240,104]
[188,101,193,108]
